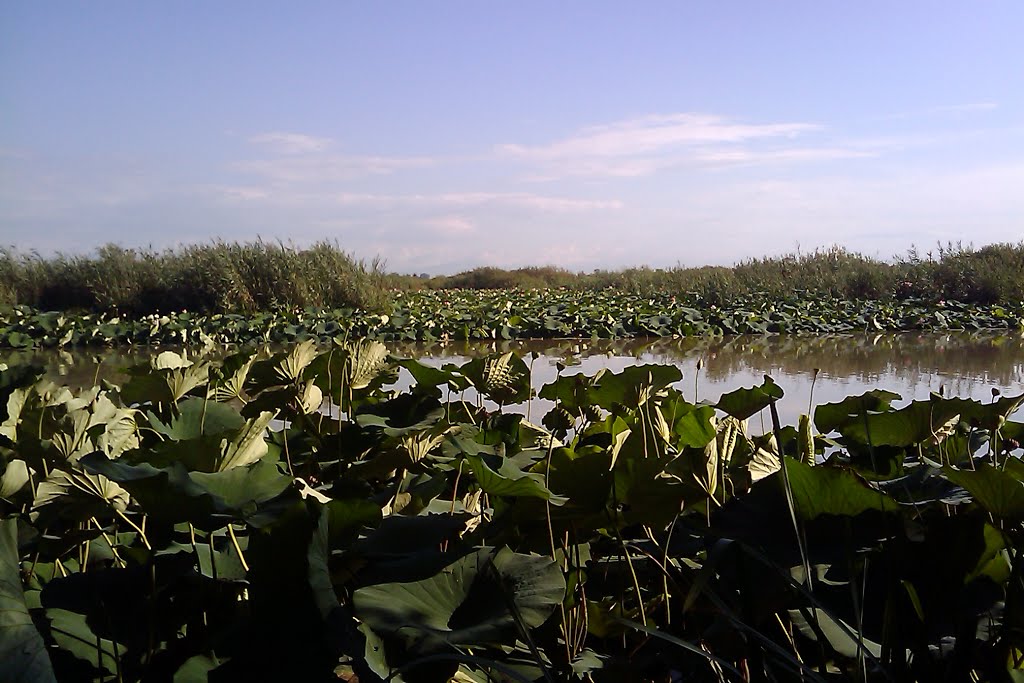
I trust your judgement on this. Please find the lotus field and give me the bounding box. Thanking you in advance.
[2,339,1024,682]
[3,289,1024,350]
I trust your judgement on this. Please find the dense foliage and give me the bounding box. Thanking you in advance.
[398,242,1024,306]
[4,242,1024,316]
[2,344,1024,681]
[0,241,390,315]
[2,291,1023,350]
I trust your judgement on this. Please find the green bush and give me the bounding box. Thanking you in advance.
[0,240,391,314]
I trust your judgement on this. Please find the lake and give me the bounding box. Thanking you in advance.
[4,331,1023,430]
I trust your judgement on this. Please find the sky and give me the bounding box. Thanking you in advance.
[2,2,1023,274]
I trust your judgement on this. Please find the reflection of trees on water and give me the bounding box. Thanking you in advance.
[3,332,1023,393]
[396,333,1024,390]
[644,333,1024,389]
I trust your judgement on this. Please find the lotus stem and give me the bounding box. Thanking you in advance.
[115,508,151,550]
[227,523,250,573]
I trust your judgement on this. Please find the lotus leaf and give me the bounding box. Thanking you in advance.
[461,351,532,405]
[715,375,784,421]
[944,463,1024,519]
[353,547,565,652]
[33,467,130,523]
[0,518,56,682]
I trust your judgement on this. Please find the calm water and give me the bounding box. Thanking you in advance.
[4,332,1023,429]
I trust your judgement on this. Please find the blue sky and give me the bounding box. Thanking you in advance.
[2,2,1022,273]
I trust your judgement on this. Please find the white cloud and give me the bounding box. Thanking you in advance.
[331,191,622,212]
[233,155,434,185]
[214,186,269,201]
[423,215,475,236]
[492,113,871,179]
[248,132,333,154]
[692,147,876,165]
[497,113,820,161]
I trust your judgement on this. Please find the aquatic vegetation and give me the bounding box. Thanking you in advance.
[3,290,1023,350]
[2,345,1023,680]
[5,242,1024,316]
[0,241,390,315]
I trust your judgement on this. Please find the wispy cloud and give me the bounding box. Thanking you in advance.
[692,147,875,165]
[497,114,819,160]
[423,215,476,236]
[492,113,869,179]
[882,102,998,121]
[233,155,434,184]
[238,132,433,183]
[331,191,623,212]
[248,132,333,154]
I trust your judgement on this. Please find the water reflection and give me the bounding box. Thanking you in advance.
[3,332,1023,429]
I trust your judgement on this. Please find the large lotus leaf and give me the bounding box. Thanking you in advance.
[1,455,30,499]
[746,441,782,483]
[461,351,532,405]
[189,457,293,518]
[663,444,717,499]
[397,358,469,392]
[121,361,210,405]
[165,362,212,403]
[813,389,902,434]
[45,607,125,678]
[578,413,633,470]
[965,522,1012,585]
[0,362,44,405]
[1,386,32,441]
[0,518,57,683]
[441,425,498,460]
[308,341,393,413]
[309,339,390,389]
[148,397,244,441]
[247,340,321,393]
[538,369,605,413]
[120,436,223,473]
[49,409,93,462]
[295,381,324,415]
[714,376,784,421]
[353,547,565,653]
[837,399,963,447]
[464,454,566,504]
[661,397,717,450]
[209,350,255,402]
[152,350,192,370]
[79,455,223,526]
[242,382,322,418]
[86,453,292,529]
[355,392,446,437]
[172,654,225,682]
[276,339,320,383]
[782,459,900,520]
[307,498,384,619]
[33,467,130,523]
[545,447,613,514]
[215,411,276,471]
[1002,420,1024,443]
[788,606,882,660]
[944,462,1024,519]
[89,395,139,458]
[343,339,391,390]
[934,392,1024,432]
[611,431,687,527]
[398,425,451,464]
[589,364,682,411]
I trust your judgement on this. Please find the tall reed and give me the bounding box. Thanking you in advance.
[0,240,390,314]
